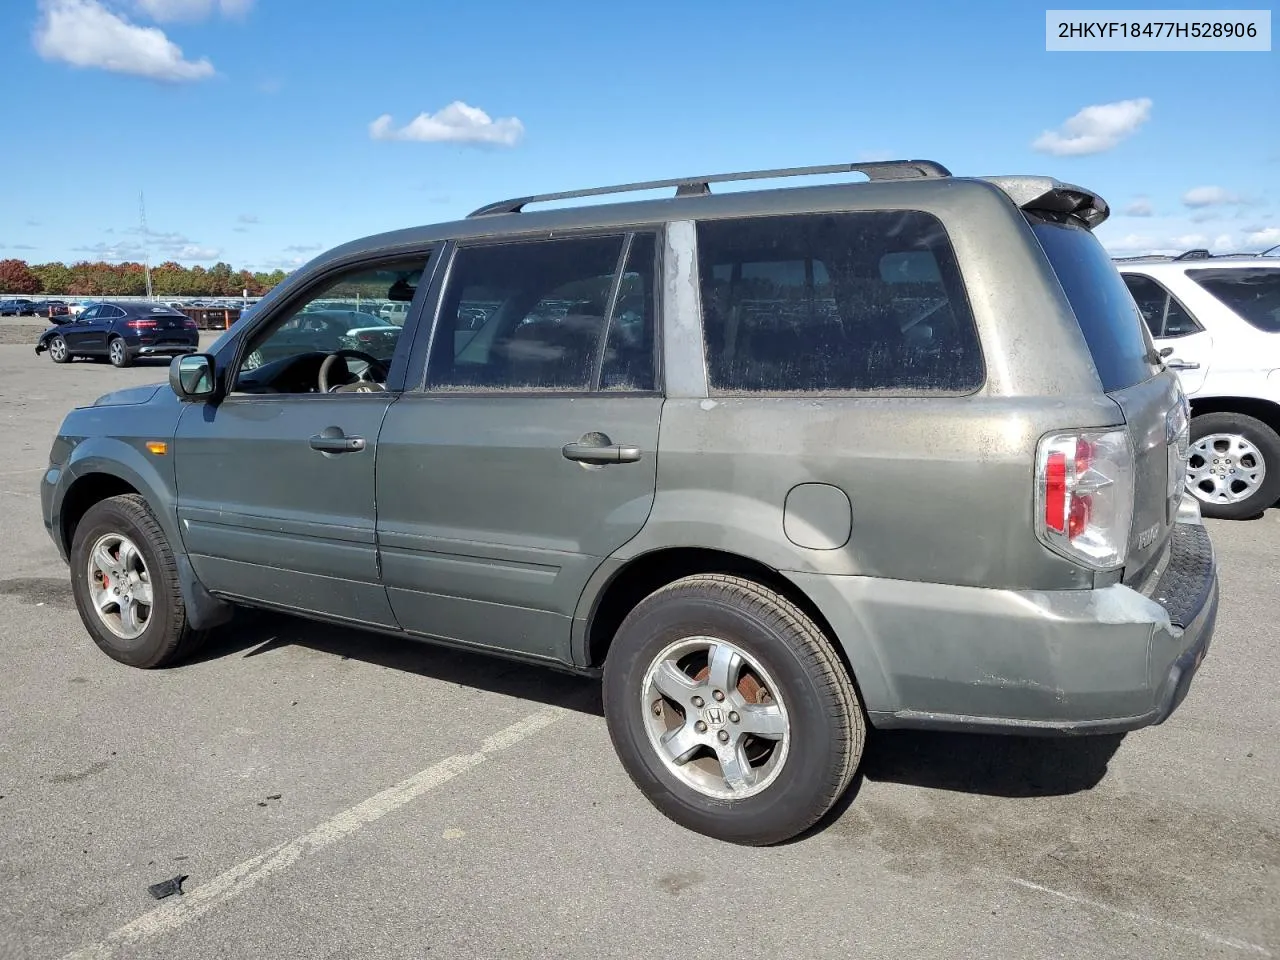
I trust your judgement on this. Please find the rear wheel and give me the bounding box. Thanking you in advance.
[69,494,205,668]
[603,574,864,845]
[108,337,132,368]
[1187,412,1280,519]
[48,335,70,363]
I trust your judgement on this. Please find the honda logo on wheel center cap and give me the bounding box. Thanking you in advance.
[701,706,725,728]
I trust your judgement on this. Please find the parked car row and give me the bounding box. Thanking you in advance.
[1114,249,1280,519]
[0,297,70,318]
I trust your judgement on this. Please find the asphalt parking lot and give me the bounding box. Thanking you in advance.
[1,332,1277,960]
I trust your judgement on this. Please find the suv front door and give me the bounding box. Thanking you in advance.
[376,232,663,663]
[172,255,435,625]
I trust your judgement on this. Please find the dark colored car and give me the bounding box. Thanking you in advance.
[35,301,200,367]
[22,299,71,320]
[0,298,34,316]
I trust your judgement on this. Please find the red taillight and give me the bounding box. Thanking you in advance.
[126,319,157,329]
[1036,430,1134,570]
[1045,439,1098,540]
[183,319,199,330]
[1045,451,1067,533]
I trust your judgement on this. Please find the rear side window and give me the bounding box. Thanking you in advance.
[1120,273,1202,338]
[1032,220,1158,392]
[1186,267,1280,333]
[696,211,983,394]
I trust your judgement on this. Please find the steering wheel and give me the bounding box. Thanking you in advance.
[318,349,389,393]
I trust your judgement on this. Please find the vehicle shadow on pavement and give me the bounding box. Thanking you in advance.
[857,728,1124,797]
[191,610,605,715]
[194,611,1123,804]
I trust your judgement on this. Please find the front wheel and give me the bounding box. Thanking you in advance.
[1187,412,1280,520]
[603,574,864,846]
[69,494,205,668]
[108,337,132,368]
[48,335,70,363]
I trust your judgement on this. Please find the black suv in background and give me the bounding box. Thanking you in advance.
[35,301,200,367]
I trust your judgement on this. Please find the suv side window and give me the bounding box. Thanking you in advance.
[427,233,657,392]
[696,211,983,394]
[233,257,429,394]
[1121,274,1201,338]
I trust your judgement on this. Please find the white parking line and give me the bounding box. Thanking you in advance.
[60,709,564,960]
[1006,877,1272,956]
[0,466,46,476]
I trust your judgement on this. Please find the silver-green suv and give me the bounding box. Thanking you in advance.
[41,160,1219,845]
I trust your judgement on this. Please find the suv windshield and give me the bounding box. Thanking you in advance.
[1032,219,1159,392]
[1186,267,1280,333]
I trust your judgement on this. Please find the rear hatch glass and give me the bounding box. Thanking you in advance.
[1031,220,1160,392]
[1032,218,1182,582]
[1186,267,1280,332]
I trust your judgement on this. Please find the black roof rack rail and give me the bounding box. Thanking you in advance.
[467,159,952,217]
[1173,248,1212,260]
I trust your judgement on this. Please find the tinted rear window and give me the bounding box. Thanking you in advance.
[696,211,984,395]
[1186,267,1280,332]
[1033,220,1159,392]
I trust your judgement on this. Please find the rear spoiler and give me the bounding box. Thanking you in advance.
[982,176,1109,229]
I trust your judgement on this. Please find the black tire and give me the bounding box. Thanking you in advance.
[603,574,864,846]
[49,335,70,363]
[108,336,132,368]
[69,494,206,668]
[1188,412,1280,520]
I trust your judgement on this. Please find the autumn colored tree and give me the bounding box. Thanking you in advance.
[0,259,41,294]
[29,262,72,294]
[2,258,290,297]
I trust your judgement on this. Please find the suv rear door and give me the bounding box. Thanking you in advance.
[1033,220,1185,581]
[375,231,662,663]
[1121,271,1213,394]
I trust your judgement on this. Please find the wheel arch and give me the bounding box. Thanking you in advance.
[54,448,234,631]
[578,546,878,711]
[1189,395,1280,436]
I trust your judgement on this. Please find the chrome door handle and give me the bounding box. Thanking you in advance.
[1166,360,1201,370]
[562,440,642,465]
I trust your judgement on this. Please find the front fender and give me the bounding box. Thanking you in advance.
[44,432,233,631]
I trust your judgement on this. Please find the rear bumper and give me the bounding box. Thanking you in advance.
[791,515,1218,735]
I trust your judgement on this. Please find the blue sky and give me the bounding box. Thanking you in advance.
[0,0,1276,271]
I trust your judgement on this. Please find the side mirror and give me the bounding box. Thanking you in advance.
[1159,346,1175,358]
[170,354,217,400]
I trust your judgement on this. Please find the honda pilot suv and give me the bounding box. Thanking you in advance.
[41,160,1219,845]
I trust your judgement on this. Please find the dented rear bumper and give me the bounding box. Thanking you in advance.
[790,515,1218,735]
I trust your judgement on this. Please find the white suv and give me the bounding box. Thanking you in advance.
[1116,250,1280,519]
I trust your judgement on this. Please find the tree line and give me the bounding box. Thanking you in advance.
[0,258,289,298]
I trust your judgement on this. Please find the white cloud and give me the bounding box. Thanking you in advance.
[1244,226,1280,248]
[1102,225,1280,257]
[369,101,524,147]
[1181,185,1258,208]
[133,0,252,21]
[1124,197,1154,217]
[237,213,259,224]
[283,243,321,253]
[1032,97,1152,156]
[34,0,214,83]
[73,240,147,260]
[174,244,220,260]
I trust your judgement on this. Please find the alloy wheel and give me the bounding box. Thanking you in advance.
[640,636,790,800]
